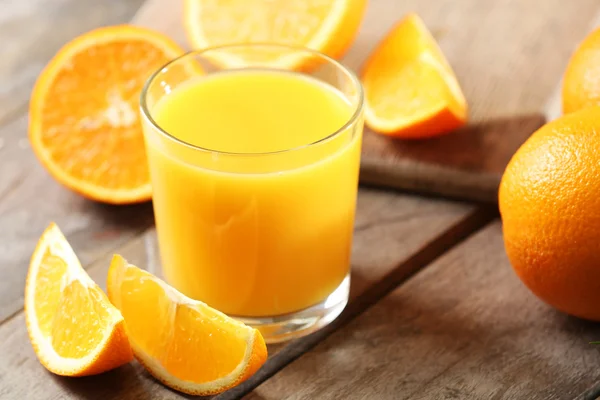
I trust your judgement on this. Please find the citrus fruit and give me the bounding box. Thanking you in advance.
[499,106,600,321]
[29,25,184,204]
[24,223,133,376]
[361,13,467,138]
[106,255,267,396]
[183,0,367,66]
[562,27,600,114]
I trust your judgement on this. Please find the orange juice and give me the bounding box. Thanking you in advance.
[144,69,362,317]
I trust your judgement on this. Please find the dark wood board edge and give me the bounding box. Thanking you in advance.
[578,384,600,400]
[360,161,500,204]
[359,112,548,204]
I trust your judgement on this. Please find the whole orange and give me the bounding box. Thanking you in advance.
[499,106,600,321]
[562,27,600,114]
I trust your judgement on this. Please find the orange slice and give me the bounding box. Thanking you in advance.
[29,25,185,204]
[183,0,367,67]
[106,255,267,396]
[24,223,133,376]
[362,13,467,138]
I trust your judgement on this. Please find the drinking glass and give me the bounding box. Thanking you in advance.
[140,44,364,342]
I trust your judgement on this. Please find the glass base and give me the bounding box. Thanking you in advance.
[232,274,350,344]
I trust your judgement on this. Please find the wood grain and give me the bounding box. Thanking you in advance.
[0,0,145,125]
[0,0,148,324]
[246,221,600,400]
[350,0,600,202]
[131,0,186,46]
[0,189,484,399]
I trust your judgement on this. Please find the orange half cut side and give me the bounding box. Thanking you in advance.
[29,25,185,204]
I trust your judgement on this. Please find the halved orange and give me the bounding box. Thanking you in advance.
[362,13,467,138]
[107,255,267,396]
[24,223,133,376]
[29,25,185,204]
[183,0,367,67]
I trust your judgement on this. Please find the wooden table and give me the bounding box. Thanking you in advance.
[1,1,600,399]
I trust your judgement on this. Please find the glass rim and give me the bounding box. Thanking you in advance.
[139,43,364,157]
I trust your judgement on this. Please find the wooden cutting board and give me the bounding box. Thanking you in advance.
[133,0,600,203]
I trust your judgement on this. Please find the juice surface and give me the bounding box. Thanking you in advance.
[146,69,362,317]
[155,69,353,153]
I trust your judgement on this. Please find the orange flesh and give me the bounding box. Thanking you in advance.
[362,14,467,137]
[38,40,168,191]
[33,247,114,359]
[113,266,249,383]
[196,0,338,45]
[184,0,367,62]
[34,248,69,337]
[50,283,112,358]
[365,60,455,121]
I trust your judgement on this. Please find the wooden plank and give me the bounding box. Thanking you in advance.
[0,0,146,126]
[359,115,543,203]
[246,221,600,400]
[0,0,148,324]
[131,0,186,46]
[0,189,487,399]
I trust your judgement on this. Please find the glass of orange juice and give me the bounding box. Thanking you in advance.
[140,44,364,343]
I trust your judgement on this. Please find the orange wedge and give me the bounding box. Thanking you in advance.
[362,13,467,138]
[106,255,267,396]
[24,223,133,376]
[183,0,367,67]
[29,25,185,204]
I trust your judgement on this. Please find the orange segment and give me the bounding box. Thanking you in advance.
[24,223,133,376]
[361,13,467,138]
[183,0,366,67]
[106,255,267,396]
[29,25,185,204]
